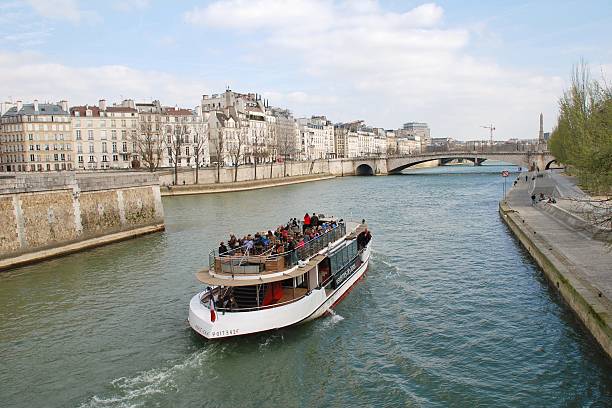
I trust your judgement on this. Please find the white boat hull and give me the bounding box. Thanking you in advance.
[188,244,371,339]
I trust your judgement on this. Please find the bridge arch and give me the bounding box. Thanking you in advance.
[545,159,561,170]
[355,163,374,176]
[386,152,542,174]
[387,157,493,173]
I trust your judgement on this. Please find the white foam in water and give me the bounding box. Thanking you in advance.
[79,348,211,408]
[372,252,401,278]
[328,309,345,324]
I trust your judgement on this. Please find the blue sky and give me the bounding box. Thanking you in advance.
[1,0,610,140]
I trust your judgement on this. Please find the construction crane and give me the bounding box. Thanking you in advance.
[481,124,495,146]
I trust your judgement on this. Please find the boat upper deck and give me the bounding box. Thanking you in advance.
[197,218,364,286]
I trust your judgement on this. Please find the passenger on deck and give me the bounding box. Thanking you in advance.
[245,235,254,253]
[303,213,311,233]
[219,241,228,255]
[311,213,319,227]
[228,234,239,250]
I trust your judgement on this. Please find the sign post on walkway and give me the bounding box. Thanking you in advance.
[501,170,509,199]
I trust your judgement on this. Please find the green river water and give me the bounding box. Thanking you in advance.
[1,165,610,407]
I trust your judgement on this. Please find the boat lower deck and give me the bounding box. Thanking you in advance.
[278,287,308,303]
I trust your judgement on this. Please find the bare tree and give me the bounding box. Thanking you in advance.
[253,127,261,180]
[566,196,612,246]
[210,127,224,184]
[229,126,247,182]
[192,124,207,184]
[267,125,277,179]
[167,121,187,185]
[133,120,164,172]
[277,125,295,177]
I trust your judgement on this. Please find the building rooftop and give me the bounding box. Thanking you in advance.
[3,103,69,117]
[70,106,101,117]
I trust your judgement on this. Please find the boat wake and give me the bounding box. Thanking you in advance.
[327,309,345,324]
[372,251,401,278]
[78,348,214,408]
[259,332,284,350]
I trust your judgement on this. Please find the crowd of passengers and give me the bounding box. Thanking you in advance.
[218,213,342,257]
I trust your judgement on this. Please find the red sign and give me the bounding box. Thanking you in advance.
[501,170,510,177]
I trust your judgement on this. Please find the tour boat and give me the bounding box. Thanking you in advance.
[188,218,372,339]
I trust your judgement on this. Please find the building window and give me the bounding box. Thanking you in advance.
[54,154,58,161]
[122,142,127,152]
[28,133,33,141]
[102,142,107,153]
[185,146,190,156]
[102,155,108,162]
[30,154,35,162]
[76,130,81,140]
[101,130,107,140]
[88,130,93,140]
[121,130,126,140]
[60,153,65,161]
[88,155,94,163]
[111,130,117,140]
[89,144,94,153]
[78,155,84,163]
[112,142,117,153]
[113,154,118,162]
[77,144,83,154]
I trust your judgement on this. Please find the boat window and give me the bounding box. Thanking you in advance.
[295,273,307,289]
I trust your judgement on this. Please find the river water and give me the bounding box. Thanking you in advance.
[1,165,611,408]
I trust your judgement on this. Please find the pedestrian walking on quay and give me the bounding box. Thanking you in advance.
[531,194,536,205]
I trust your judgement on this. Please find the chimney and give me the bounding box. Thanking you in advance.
[99,99,107,111]
[33,99,39,111]
[225,89,232,107]
[202,94,209,100]
[16,100,23,111]
[60,100,68,112]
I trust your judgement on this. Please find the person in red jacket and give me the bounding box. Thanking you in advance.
[303,213,311,233]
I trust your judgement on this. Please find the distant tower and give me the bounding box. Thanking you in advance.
[538,113,544,142]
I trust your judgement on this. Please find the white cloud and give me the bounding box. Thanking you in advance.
[185,0,565,139]
[25,0,83,22]
[0,51,206,109]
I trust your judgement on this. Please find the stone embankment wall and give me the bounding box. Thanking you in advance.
[500,175,611,358]
[0,172,164,270]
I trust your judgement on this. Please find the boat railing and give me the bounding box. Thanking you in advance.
[209,222,346,275]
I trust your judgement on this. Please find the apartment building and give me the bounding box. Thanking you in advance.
[402,122,431,150]
[162,106,209,168]
[0,100,73,172]
[297,115,334,160]
[71,100,138,170]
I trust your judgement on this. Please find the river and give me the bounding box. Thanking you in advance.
[1,165,610,407]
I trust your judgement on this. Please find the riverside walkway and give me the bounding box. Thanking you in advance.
[500,172,611,357]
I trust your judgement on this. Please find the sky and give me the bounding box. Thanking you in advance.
[0,0,610,140]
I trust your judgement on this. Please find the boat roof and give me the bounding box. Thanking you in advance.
[196,254,326,286]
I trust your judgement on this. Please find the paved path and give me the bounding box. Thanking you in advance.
[507,172,611,302]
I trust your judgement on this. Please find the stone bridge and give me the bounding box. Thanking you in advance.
[340,151,556,176]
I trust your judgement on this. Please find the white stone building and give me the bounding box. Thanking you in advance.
[297,115,334,160]
[401,122,430,150]
[71,100,138,170]
[1,100,73,172]
[202,90,270,167]
[397,137,421,155]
